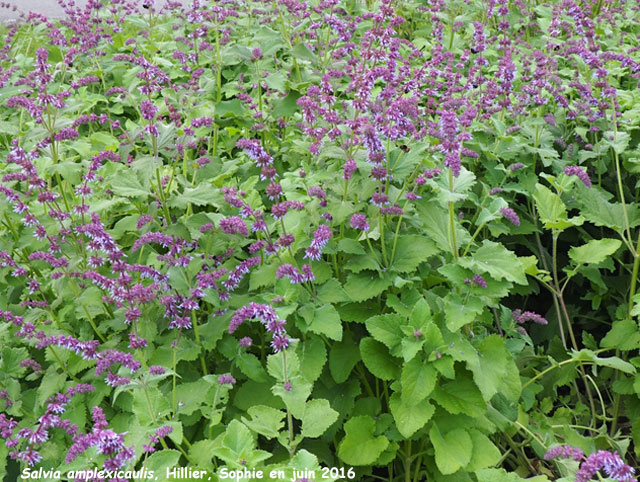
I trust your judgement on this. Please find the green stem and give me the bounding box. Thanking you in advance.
[190,311,208,376]
[448,170,458,259]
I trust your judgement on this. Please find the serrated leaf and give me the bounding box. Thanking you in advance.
[460,240,526,284]
[344,272,394,302]
[391,235,439,273]
[466,429,502,471]
[316,278,350,303]
[444,294,484,332]
[389,392,435,438]
[291,42,317,63]
[569,238,621,265]
[359,337,400,380]
[145,450,181,475]
[576,185,640,232]
[338,416,389,466]
[299,338,327,383]
[169,184,218,209]
[188,440,217,470]
[330,335,361,383]
[242,405,285,439]
[236,352,269,382]
[401,358,437,405]
[109,172,148,197]
[365,313,405,349]
[301,399,339,438]
[601,319,640,351]
[432,373,486,417]
[308,304,342,341]
[430,424,472,475]
[476,468,550,482]
[467,335,521,401]
[272,379,312,418]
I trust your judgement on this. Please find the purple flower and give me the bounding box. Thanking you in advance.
[220,216,248,236]
[140,100,158,121]
[271,335,290,352]
[544,445,585,462]
[350,214,370,231]
[564,165,592,187]
[509,163,525,171]
[512,309,548,325]
[304,225,332,261]
[343,159,357,180]
[500,207,520,226]
[472,274,487,288]
[371,192,389,207]
[149,365,165,375]
[217,374,236,385]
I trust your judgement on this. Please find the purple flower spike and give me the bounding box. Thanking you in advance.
[500,207,520,226]
[564,165,592,187]
[350,214,370,231]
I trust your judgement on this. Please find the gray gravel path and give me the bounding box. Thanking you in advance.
[0,1,188,22]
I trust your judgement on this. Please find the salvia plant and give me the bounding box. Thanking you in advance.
[0,0,639,481]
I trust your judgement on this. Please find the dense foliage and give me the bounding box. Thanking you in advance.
[0,0,640,480]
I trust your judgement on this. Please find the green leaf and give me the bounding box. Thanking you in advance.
[468,335,521,401]
[308,304,343,341]
[534,183,582,230]
[429,424,473,475]
[174,379,211,416]
[391,235,439,273]
[316,278,350,303]
[444,294,484,332]
[0,347,27,376]
[236,352,269,382]
[576,185,640,232]
[265,71,287,91]
[242,405,285,439]
[476,468,550,482]
[573,349,636,374]
[298,338,327,383]
[569,238,621,265]
[169,184,218,208]
[133,387,171,425]
[145,450,181,475]
[215,99,246,117]
[432,373,486,417]
[330,335,361,383]
[417,199,466,252]
[466,429,502,471]
[344,271,394,302]
[360,338,401,380]
[291,42,317,63]
[338,416,389,466]
[188,440,217,471]
[460,240,527,284]
[401,358,437,405]
[267,350,300,382]
[389,392,435,438]
[601,320,640,351]
[37,367,67,405]
[109,171,148,197]
[337,238,367,255]
[272,379,312,418]
[301,399,339,438]
[272,90,302,118]
[365,313,405,349]
[409,298,431,328]
[249,262,279,291]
